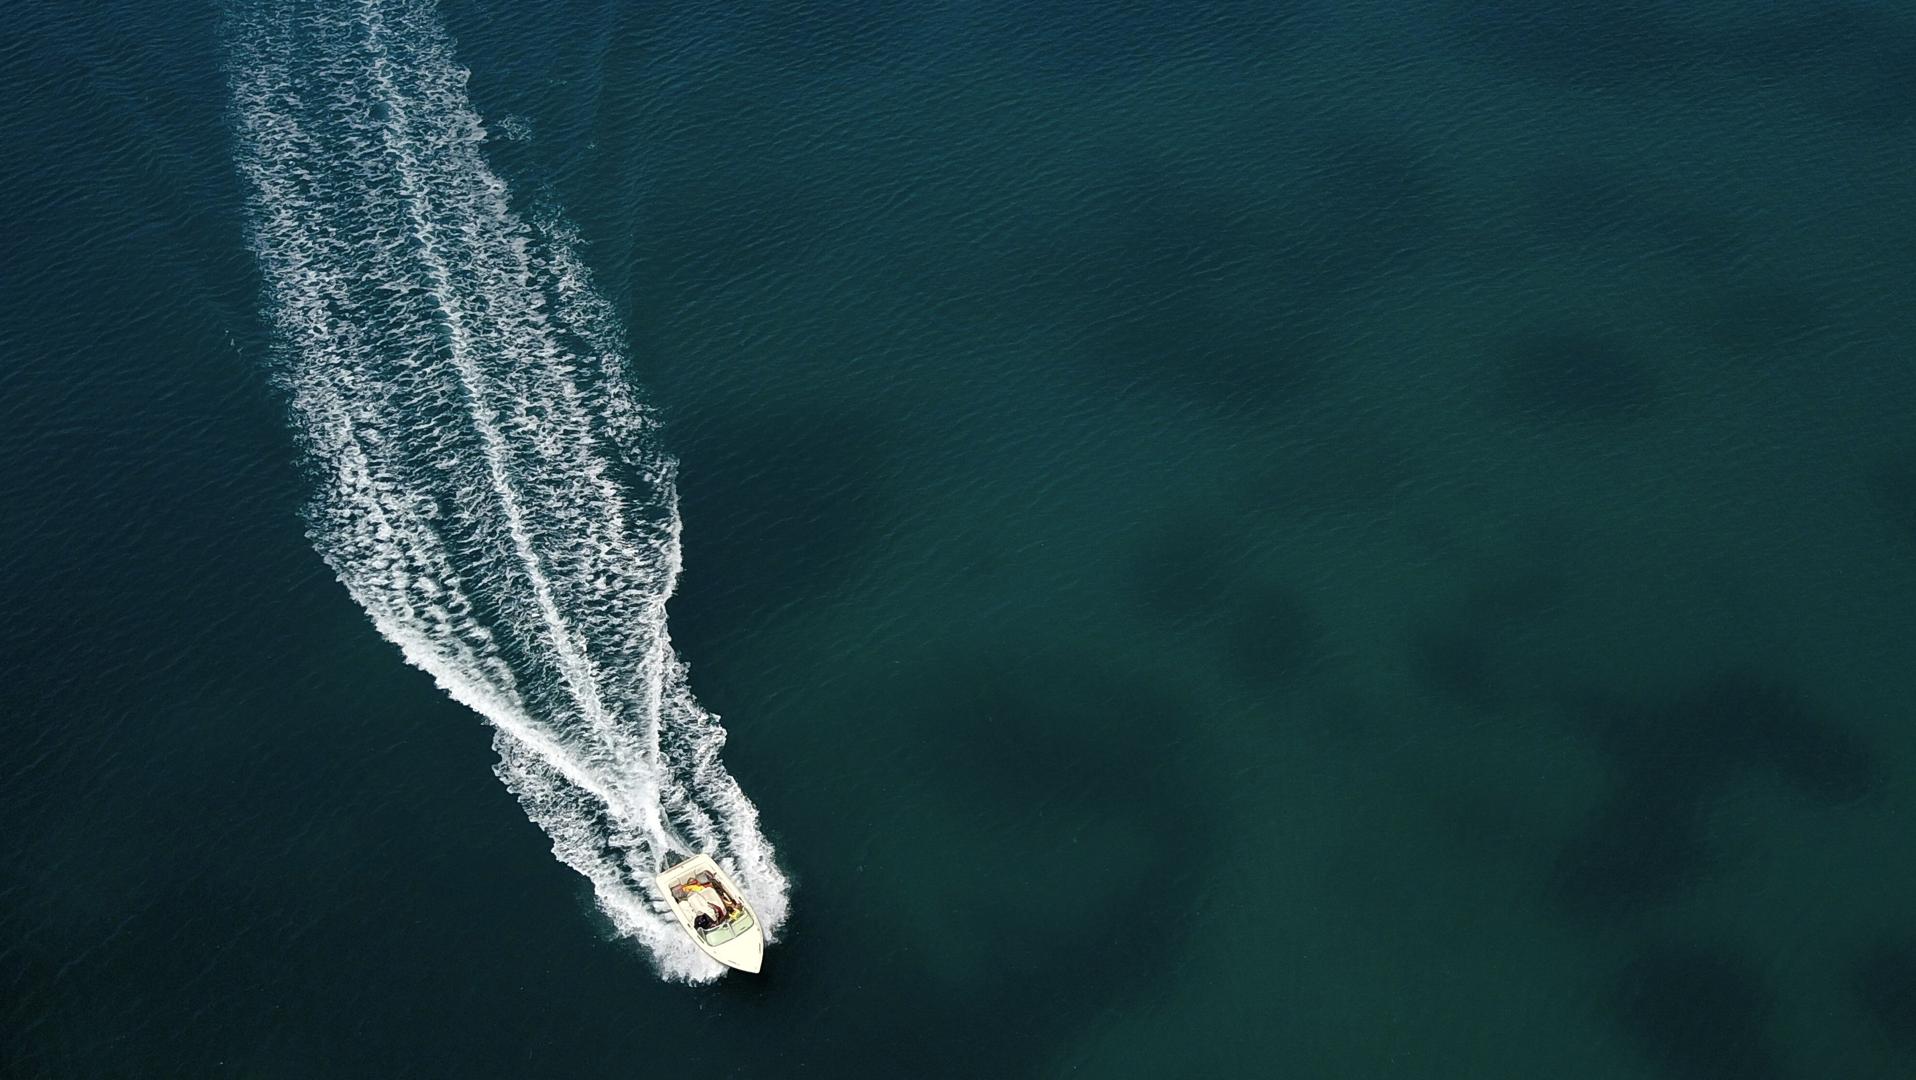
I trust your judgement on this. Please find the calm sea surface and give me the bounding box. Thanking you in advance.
[5,1,1915,1076]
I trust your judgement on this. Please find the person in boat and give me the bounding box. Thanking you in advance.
[678,878,730,922]
[693,912,715,933]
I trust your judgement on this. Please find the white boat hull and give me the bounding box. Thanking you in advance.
[654,854,764,974]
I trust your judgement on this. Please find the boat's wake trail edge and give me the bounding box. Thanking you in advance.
[228,0,787,981]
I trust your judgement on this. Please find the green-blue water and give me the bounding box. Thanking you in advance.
[5,1,1915,1075]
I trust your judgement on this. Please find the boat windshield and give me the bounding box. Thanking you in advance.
[669,870,753,945]
[700,910,754,946]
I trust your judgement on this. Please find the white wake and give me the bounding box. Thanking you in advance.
[228,0,787,981]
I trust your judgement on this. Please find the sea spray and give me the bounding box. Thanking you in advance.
[228,0,787,981]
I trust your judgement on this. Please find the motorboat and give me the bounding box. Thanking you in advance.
[654,854,763,974]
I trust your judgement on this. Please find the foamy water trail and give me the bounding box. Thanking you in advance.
[228,0,787,981]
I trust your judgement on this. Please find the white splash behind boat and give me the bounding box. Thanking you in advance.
[227,0,789,982]
[655,855,765,974]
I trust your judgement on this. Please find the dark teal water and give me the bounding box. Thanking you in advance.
[6,1,1916,1076]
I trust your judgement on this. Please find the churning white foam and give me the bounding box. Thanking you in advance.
[228,0,786,981]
